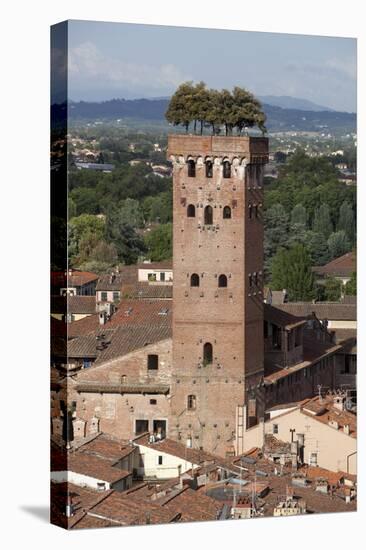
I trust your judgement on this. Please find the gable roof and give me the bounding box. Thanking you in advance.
[51,295,96,315]
[276,302,356,321]
[68,299,172,338]
[68,270,99,287]
[313,251,356,278]
[264,304,306,330]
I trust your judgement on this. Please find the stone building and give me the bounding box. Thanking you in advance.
[166,135,269,455]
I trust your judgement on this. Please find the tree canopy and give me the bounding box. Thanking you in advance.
[271,243,315,301]
[165,82,266,135]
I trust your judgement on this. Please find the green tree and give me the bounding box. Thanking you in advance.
[165,81,195,132]
[144,223,172,262]
[264,204,289,272]
[232,86,266,135]
[105,208,146,264]
[165,82,266,135]
[68,197,77,219]
[69,187,99,215]
[290,203,308,228]
[142,190,172,224]
[90,240,118,264]
[118,198,144,228]
[312,204,333,238]
[327,230,351,260]
[323,277,342,301]
[68,214,105,264]
[271,243,315,301]
[304,231,330,266]
[337,201,355,245]
[344,271,357,296]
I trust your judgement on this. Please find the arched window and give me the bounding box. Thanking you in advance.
[249,203,253,219]
[190,273,200,287]
[203,342,213,365]
[187,395,196,410]
[218,274,228,288]
[223,206,231,219]
[205,160,213,178]
[187,159,196,177]
[223,160,231,178]
[187,204,195,217]
[204,205,213,225]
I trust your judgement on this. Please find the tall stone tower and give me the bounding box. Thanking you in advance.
[167,135,268,457]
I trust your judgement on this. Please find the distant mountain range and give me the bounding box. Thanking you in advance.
[257,95,335,112]
[59,96,356,133]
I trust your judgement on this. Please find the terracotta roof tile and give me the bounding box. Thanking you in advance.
[160,486,223,522]
[276,302,356,321]
[68,270,99,287]
[264,304,306,329]
[313,251,356,278]
[52,452,131,484]
[88,491,179,525]
[52,295,97,315]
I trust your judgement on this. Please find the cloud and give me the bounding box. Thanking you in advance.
[68,42,191,95]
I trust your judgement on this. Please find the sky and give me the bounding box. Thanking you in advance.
[64,20,356,112]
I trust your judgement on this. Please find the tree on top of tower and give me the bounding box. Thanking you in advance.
[165,82,267,136]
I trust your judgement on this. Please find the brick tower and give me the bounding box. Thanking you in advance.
[167,135,269,457]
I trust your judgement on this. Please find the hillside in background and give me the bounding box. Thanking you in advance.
[257,95,335,112]
[57,97,357,133]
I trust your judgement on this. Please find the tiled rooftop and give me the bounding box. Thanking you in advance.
[313,251,356,278]
[276,302,356,321]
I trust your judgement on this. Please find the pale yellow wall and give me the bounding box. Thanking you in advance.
[327,320,357,329]
[265,408,357,474]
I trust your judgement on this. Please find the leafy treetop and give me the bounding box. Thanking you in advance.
[165,82,266,136]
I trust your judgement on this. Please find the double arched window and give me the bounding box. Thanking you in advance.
[187,159,196,177]
[223,206,231,219]
[204,205,213,225]
[187,204,195,217]
[190,273,200,287]
[218,274,228,288]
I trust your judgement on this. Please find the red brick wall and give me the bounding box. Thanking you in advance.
[168,135,268,455]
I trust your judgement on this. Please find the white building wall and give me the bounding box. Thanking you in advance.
[138,269,173,283]
[135,444,199,479]
[51,470,111,490]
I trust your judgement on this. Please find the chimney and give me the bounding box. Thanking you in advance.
[65,496,74,518]
[343,424,350,435]
[333,394,346,411]
[99,311,106,325]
